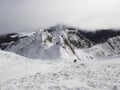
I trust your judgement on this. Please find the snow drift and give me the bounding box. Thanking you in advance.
[0,50,120,90]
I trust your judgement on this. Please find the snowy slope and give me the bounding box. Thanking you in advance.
[0,50,120,90]
[0,50,54,84]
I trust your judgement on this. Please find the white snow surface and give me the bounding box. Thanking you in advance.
[0,50,120,90]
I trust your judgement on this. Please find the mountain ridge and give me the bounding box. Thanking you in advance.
[0,25,120,59]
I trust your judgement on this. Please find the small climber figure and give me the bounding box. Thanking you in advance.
[113,86,117,90]
[73,59,77,63]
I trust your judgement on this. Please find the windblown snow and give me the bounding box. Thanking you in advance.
[0,50,120,90]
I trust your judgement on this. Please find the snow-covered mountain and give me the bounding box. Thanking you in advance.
[0,25,120,60]
[0,25,93,59]
[0,25,120,90]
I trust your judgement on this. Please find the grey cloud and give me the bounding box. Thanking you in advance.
[0,0,120,34]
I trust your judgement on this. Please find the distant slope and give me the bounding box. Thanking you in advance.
[85,36,120,58]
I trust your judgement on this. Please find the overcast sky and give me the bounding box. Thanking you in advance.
[0,0,120,34]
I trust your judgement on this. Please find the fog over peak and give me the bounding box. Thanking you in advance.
[0,0,120,34]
